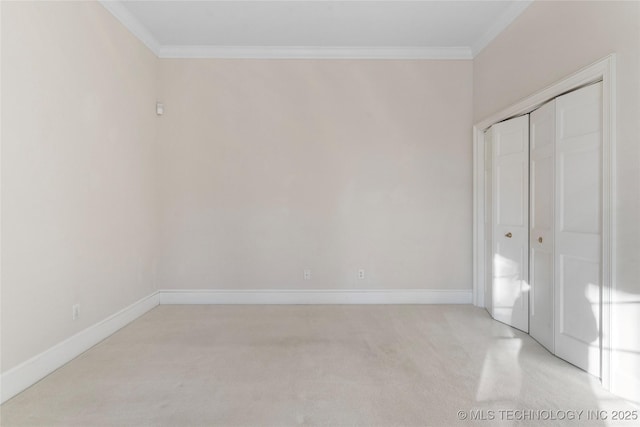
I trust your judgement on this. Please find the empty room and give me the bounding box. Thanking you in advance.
[1,0,639,425]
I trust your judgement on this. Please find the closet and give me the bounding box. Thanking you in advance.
[485,82,603,378]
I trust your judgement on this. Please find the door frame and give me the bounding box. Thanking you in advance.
[472,54,616,390]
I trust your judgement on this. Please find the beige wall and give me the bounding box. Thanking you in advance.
[474,0,640,402]
[0,2,475,379]
[157,59,473,291]
[1,2,158,371]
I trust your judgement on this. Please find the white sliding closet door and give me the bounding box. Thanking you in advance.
[554,82,602,377]
[491,115,529,333]
[529,101,555,352]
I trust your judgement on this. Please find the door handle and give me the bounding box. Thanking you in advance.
[505,232,513,238]
[538,237,543,243]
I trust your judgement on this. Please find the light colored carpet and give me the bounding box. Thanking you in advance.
[0,305,636,426]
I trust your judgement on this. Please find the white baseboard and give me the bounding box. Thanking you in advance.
[159,289,473,305]
[0,292,159,404]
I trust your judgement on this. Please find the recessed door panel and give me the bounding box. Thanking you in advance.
[496,162,526,227]
[531,247,553,347]
[558,256,600,343]
[496,128,526,156]
[559,102,601,139]
[559,146,601,234]
[532,156,553,230]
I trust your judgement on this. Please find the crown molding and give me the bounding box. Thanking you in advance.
[471,0,534,57]
[100,0,528,60]
[98,0,161,55]
[98,1,472,60]
[157,45,473,60]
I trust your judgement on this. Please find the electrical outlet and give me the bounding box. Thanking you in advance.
[358,269,365,280]
[72,304,80,321]
[303,269,312,280]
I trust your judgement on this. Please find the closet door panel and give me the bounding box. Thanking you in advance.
[484,129,493,317]
[491,115,529,333]
[554,82,602,377]
[529,101,555,352]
